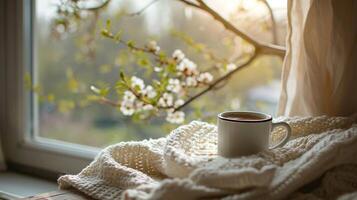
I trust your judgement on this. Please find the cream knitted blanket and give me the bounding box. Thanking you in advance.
[58,116,357,200]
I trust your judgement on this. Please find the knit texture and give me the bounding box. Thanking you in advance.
[58,116,357,199]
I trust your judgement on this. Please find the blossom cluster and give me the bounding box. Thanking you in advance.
[146,41,160,54]
[120,76,156,116]
[173,50,214,88]
[117,42,215,124]
[118,75,186,124]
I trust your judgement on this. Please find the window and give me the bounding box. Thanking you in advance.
[1,0,287,175]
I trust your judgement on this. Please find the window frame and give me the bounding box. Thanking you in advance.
[0,0,99,176]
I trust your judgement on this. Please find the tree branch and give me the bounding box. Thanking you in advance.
[260,0,278,44]
[180,0,285,57]
[79,0,111,11]
[127,0,160,16]
[180,0,200,8]
[99,97,120,107]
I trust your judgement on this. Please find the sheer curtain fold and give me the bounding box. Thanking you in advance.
[278,0,357,117]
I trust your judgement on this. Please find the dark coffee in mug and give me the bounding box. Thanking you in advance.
[220,112,270,122]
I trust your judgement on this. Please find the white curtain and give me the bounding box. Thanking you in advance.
[278,0,357,116]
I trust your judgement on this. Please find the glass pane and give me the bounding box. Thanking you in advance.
[33,0,287,148]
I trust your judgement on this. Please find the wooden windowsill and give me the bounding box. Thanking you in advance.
[21,190,93,200]
[0,171,57,198]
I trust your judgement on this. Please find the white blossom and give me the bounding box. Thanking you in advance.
[185,76,198,87]
[197,72,213,84]
[226,63,237,72]
[174,99,185,108]
[131,76,145,90]
[154,67,163,72]
[142,85,157,99]
[120,106,135,116]
[123,91,136,102]
[142,104,154,111]
[120,91,137,115]
[135,101,144,110]
[166,78,182,93]
[172,49,185,62]
[90,85,101,94]
[120,100,135,116]
[158,93,174,107]
[146,40,160,53]
[166,110,185,124]
[176,58,198,75]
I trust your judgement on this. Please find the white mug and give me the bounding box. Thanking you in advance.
[217,111,291,157]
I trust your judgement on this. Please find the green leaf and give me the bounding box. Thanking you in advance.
[166,63,177,74]
[131,113,141,122]
[158,51,167,58]
[127,40,135,48]
[99,87,110,97]
[101,29,112,38]
[153,80,161,88]
[134,85,141,92]
[114,31,122,42]
[137,58,149,67]
[115,81,128,91]
[106,19,111,30]
[119,71,125,81]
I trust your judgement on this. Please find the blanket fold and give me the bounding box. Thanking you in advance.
[58,116,357,200]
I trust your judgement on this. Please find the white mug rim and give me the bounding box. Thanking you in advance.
[218,111,272,123]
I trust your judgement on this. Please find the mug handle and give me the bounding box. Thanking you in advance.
[269,122,291,149]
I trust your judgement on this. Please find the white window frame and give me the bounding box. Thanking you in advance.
[0,0,100,176]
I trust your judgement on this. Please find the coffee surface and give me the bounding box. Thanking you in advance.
[223,113,268,121]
